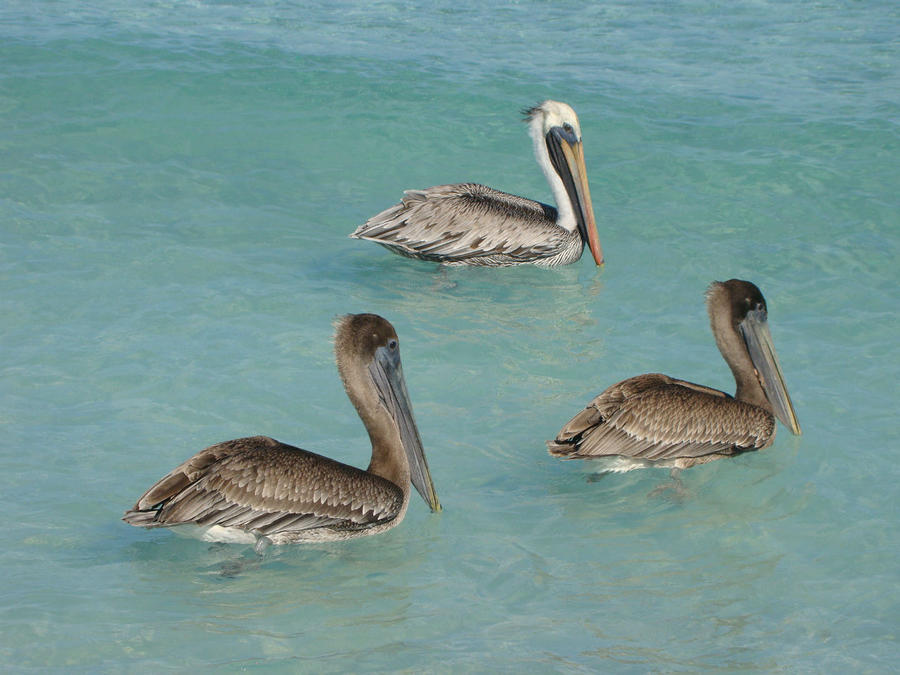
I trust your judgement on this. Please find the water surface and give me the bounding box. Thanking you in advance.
[2,1,898,671]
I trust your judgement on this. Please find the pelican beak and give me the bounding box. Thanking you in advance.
[739,309,802,435]
[547,126,604,266]
[371,345,441,512]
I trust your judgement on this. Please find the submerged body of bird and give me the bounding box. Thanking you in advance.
[123,314,440,546]
[548,280,801,472]
[351,100,604,268]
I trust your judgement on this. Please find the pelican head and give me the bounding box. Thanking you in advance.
[524,100,604,266]
[334,313,441,512]
[708,280,802,436]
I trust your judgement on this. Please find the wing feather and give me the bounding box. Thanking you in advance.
[351,184,577,265]
[548,374,775,461]
[123,436,404,537]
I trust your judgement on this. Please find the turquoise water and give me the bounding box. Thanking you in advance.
[2,0,898,671]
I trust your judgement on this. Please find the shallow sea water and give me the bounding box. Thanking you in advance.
[2,0,898,671]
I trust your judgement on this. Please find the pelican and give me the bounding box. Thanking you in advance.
[548,280,801,472]
[123,313,440,545]
[350,100,604,267]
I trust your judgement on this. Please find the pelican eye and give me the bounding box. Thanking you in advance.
[388,338,398,351]
[563,123,574,134]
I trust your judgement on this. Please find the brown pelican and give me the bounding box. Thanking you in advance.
[548,280,801,472]
[350,100,604,267]
[123,313,440,545]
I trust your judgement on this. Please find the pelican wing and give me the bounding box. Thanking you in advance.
[548,373,774,460]
[123,436,404,536]
[351,184,573,264]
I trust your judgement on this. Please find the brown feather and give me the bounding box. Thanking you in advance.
[548,374,775,463]
[123,436,404,536]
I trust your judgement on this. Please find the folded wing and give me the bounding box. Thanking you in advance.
[351,184,571,264]
[123,436,404,537]
[548,373,774,461]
